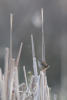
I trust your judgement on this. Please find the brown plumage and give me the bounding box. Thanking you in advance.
[41,61,49,71]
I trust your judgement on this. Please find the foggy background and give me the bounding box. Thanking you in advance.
[0,0,67,99]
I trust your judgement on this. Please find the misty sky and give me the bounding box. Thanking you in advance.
[0,0,67,94]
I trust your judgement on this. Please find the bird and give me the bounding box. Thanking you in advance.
[41,61,49,71]
[38,60,49,71]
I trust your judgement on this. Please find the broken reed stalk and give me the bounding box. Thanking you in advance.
[31,34,38,76]
[16,42,23,67]
[23,66,28,90]
[4,48,9,100]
